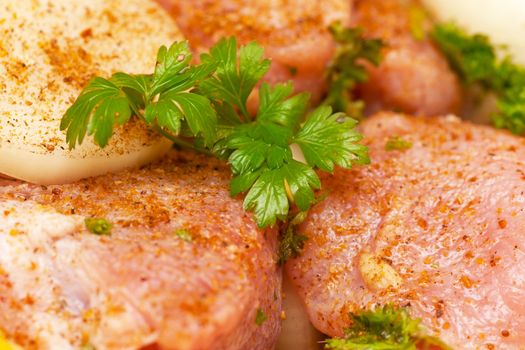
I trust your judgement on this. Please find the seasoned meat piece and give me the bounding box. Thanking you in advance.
[0,152,281,350]
[156,0,350,104]
[286,113,525,349]
[353,0,462,116]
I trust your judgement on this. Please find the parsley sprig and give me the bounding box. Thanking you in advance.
[325,305,451,350]
[61,38,368,228]
[61,42,217,149]
[432,23,525,135]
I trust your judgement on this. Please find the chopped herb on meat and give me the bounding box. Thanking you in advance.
[84,217,112,236]
[323,22,383,117]
[325,305,451,350]
[175,229,192,242]
[433,22,525,135]
[385,136,413,151]
[255,308,267,326]
[278,211,309,266]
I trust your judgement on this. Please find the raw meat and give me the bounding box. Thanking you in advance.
[286,112,525,349]
[0,152,281,350]
[157,0,350,104]
[353,0,462,116]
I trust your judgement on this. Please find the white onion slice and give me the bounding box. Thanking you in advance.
[0,0,183,184]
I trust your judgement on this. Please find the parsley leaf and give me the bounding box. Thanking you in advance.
[61,41,216,149]
[200,38,271,119]
[61,77,133,148]
[294,106,369,172]
[214,57,367,227]
[243,168,290,227]
[432,22,525,135]
[242,161,320,227]
[144,95,184,135]
[220,80,366,227]
[324,22,383,117]
[257,83,309,127]
[325,305,451,350]
[217,82,314,227]
[165,91,216,146]
[149,42,193,96]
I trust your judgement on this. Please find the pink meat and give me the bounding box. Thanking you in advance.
[353,0,462,116]
[286,113,525,349]
[156,0,351,105]
[158,0,461,117]
[0,151,281,350]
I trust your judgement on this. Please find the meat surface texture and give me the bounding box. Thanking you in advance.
[286,113,525,349]
[156,0,350,105]
[353,0,462,116]
[0,152,281,350]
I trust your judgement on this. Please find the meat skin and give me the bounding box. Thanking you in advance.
[286,113,525,349]
[353,0,462,116]
[0,152,281,350]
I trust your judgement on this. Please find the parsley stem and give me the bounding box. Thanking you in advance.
[153,125,213,156]
[240,104,250,121]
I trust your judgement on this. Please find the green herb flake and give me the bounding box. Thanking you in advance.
[84,217,112,236]
[255,308,268,326]
[432,22,525,135]
[324,22,383,117]
[385,136,413,152]
[287,66,298,76]
[278,211,309,265]
[175,229,193,243]
[325,305,452,350]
